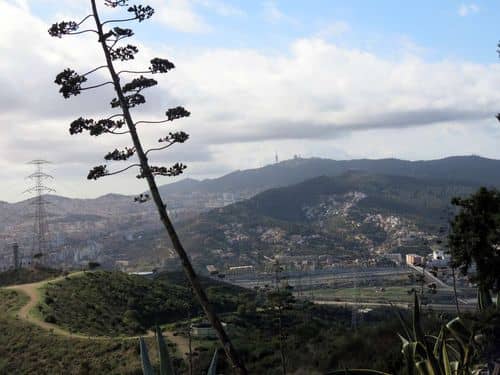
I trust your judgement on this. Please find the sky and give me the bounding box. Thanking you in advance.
[1,0,500,202]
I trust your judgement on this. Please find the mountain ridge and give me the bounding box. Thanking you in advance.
[158,155,500,197]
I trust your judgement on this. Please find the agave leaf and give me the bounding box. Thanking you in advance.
[399,333,410,347]
[413,292,425,343]
[207,349,218,375]
[446,318,470,351]
[433,329,445,359]
[139,337,154,375]
[478,286,493,311]
[402,340,429,375]
[400,337,415,375]
[442,339,452,375]
[156,326,175,375]
[411,342,428,361]
[415,359,436,375]
[392,303,413,340]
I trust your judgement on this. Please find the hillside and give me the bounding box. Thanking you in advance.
[177,172,479,268]
[0,289,146,374]
[40,271,255,336]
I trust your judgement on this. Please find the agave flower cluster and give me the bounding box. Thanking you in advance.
[49,0,191,200]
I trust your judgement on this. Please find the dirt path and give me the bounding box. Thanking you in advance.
[4,272,154,340]
[164,330,190,359]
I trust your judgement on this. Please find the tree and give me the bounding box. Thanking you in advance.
[87,261,101,270]
[448,187,500,307]
[48,2,247,373]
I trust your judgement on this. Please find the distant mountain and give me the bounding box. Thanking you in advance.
[229,172,476,224]
[177,171,479,267]
[158,155,500,197]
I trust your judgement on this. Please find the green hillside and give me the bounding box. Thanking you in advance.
[0,289,146,374]
[234,172,476,224]
[40,271,255,336]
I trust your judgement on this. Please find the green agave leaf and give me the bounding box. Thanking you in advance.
[415,359,437,375]
[392,303,413,340]
[446,318,470,351]
[442,339,452,375]
[433,329,445,359]
[156,326,175,375]
[207,349,218,375]
[400,336,415,375]
[449,361,459,373]
[478,286,493,311]
[413,292,425,343]
[139,337,154,375]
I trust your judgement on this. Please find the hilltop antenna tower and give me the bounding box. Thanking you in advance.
[24,160,55,264]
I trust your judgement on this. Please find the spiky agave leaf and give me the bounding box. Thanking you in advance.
[478,285,493,311]
[156,326,175,375]
[412,292,425,343]
[432,329,445,361]
[207,349,219,375]
[391,301,413,341]
[139,337,154,375]
[415,360,437,375]
[446,317,471,351]
[442,337,452,375]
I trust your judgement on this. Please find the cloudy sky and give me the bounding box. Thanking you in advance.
[1,0,500,202]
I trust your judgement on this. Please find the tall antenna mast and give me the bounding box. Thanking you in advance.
[24,160,55,265]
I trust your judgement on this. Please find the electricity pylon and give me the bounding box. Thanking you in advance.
[24,160,55,265]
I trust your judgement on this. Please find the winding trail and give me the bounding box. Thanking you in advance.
[4,272,155,341]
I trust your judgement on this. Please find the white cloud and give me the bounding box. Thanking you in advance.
[150,0,211,33]
[263,1,297,24]
[1,1,500,202]
[458,3,479,16]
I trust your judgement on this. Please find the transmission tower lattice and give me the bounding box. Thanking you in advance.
[24,160,55,264]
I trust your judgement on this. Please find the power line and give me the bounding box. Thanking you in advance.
[24,160,55,265]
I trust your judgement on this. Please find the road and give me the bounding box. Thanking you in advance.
[312,299,477,313]
[224,267,411,289]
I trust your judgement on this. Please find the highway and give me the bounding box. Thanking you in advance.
[313,299,477,313]
[220,266,478,313]
[223,267,411,289]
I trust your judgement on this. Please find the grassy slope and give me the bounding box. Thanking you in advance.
[41,271,255,336]
[0,289,148,375]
